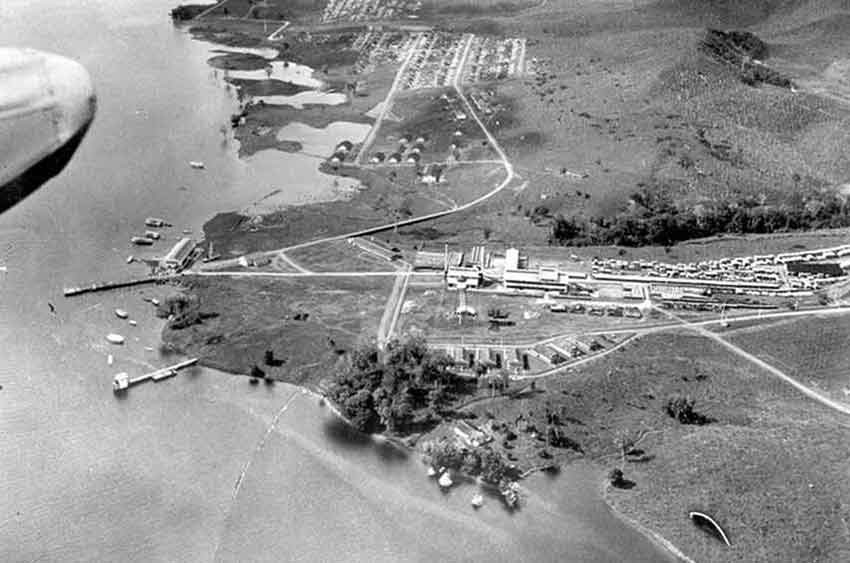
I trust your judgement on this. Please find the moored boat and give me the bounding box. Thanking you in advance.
[144,217,170,228]
[471,493,484,508]
[113,372,129,392]
[106,333,124,345]
[145,230,161,240]
[131,236,154,246]
[438,471,453,488]
[189,161,205,169]
[114,308,128,319]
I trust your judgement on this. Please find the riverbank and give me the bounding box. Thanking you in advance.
[601,483,696,563]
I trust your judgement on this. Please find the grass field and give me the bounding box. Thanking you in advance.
[161,275,392,386]
[451,331,850,562]
[728,312,850,404]
[286,239,402,272]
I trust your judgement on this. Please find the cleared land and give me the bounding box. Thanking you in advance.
[397,287,648,344]
[451,331,850,562]
[728,313,850,404]
[161,275,392,386]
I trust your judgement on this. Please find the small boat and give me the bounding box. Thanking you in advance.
[145,217,170,228]
[471,493,484,508]
[182,229,192,235]
[150,298,160,306]
[128,320,137,326]
[126,255,134,264]
[107,354,114,366]
[114,308,128,319]
[113,372,130,392]
[426,466,437,477]
[145,230,161,240]
[438,471,453,488]
[131,236,154,246]
[106,333,125,345]
[189,161,205,169]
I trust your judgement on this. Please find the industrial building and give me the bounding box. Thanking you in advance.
[159,237,195,272]
[502,247,587,292]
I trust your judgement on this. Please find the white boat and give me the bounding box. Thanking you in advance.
[126,255,134,264]
[114,308,128,319]
[150,298,160,306]
[107,354,114,366]
[113,372,129,392]
[145,230,161,240]
[438,471,453,488]
[426,466,437,477]
[471,493,484,508]
[182,229,192,235]
[106,333,125,345]
[128,320,137,326]
[189,161,205,169]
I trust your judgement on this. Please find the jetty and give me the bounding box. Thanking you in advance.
[63,275,171,297]
[113,358,198,393]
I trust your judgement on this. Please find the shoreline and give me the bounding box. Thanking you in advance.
[206,357,691,561]
[601,483,696,563]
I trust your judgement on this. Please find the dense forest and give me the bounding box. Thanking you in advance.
[327,337,467,434]
[549,186,850,247]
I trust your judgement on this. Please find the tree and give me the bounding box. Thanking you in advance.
[264,349,275,366]
[665,395,712,425]
[249,364,265,379]
[608,468,625,488]
[344,389,377,431]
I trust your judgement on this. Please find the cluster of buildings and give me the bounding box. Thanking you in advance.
[369,134,429,165]
[461,36,526,83]
[399,32,469,91]
[329,140,355,164]
[416,243,849,303]
[352,31,419,72]
[435,331,629,376]
[592,243,850,292]
[321,0,420,23]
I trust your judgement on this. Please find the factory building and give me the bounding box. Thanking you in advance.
[502,247,586,292]
[160,237,195,272]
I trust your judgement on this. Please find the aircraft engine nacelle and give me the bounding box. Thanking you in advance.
[0,47,97,213]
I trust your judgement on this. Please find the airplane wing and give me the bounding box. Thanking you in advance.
[0,47,96,214]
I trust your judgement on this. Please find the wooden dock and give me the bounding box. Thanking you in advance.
[63,275,171,297]
[113,358,198,393]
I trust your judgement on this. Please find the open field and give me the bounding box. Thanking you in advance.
[397,286,648,344]
[161,275,392,386]
[450,331,850,562]
[286,239,402,272]
[728,313,850,404]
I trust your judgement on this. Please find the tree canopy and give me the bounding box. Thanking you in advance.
[328,337,460,434]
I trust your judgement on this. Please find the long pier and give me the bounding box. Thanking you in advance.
[63,276,170,297]
[113,358,198,393]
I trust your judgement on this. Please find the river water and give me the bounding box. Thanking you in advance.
[0,1,674,561]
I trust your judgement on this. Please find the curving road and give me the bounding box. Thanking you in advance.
[195,34,517,272]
